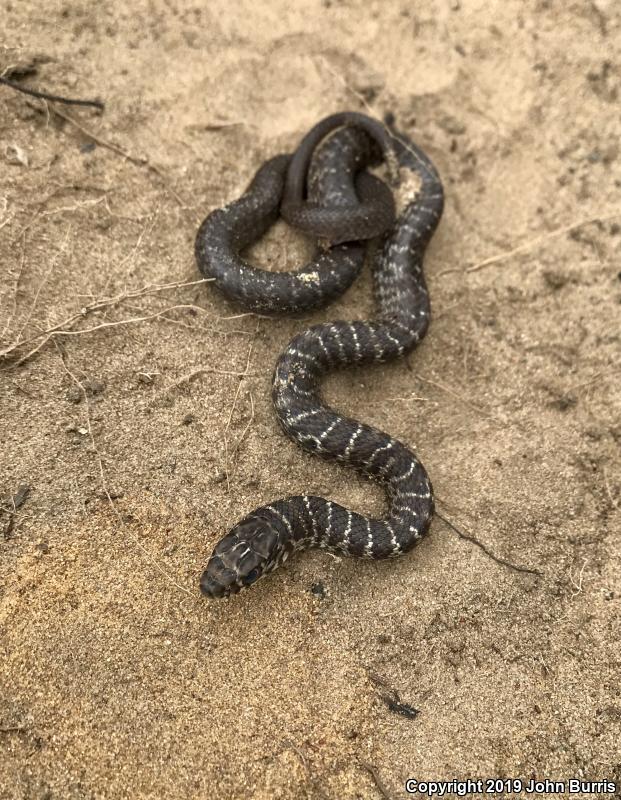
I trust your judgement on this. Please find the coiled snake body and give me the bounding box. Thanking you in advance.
[195,113,444,598]
[195,116,395,314]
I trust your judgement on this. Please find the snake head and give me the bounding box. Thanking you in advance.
[200,515,284,599]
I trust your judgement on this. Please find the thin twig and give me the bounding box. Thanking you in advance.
[9,306,205,367]
[223,336,257,490]
[119,302,254,337]
[0,75,104,110]
[152,365,262,403]
[230,389,256,458]
[27,304,242,340]
[35,104,186,205]
[23,99,185,204]
[416,374,494,418]
[562,369,621,395]
[1,277,223,364]
[282,740,309,771]
[570,559,588,595]
[435,508,543,577]
[0,725,29,734]
[31,305,216,336]
[41,103,144,164]
[39,197,107,219]
[358,760,394,800]
[438,214,621,278]
[0,198,14,231]
[11,225,72,349]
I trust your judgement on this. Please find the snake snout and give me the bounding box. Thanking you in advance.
[200,515,283,598]
[200,559,237,598]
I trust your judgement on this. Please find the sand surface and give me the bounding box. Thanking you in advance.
[1,2,620,798]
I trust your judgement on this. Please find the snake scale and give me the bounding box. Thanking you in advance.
[195,112,444,598]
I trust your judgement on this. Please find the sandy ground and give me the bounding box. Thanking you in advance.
[1,2,620,798]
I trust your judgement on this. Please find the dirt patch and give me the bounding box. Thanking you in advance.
[1,2,619,798]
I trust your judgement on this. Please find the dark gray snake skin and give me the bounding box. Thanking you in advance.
[195,125,395,314]
[199,114,444,598]
[280,111,398,244]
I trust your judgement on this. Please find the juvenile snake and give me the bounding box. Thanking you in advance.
[197,113,444,598]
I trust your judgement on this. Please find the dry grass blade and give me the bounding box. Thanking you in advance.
[0,74,104,109]
[0,277,232,365]
[438,213,621,277]
[436,508,543,577]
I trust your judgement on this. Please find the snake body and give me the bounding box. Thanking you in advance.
[280,111,398,244]
[198,115,444,598]
[195,125,394,314]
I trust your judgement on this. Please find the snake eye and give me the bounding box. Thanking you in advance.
[242,568,260,585]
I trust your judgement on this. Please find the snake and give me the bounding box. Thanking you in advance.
[280,111,399,244]
[195,120,396,315]
[198,113,444,598]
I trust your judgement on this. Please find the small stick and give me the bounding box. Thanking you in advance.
[282,739,309,771]
[0,278,223,362]
[435,508,543,577]
[562,369,621,395]
[223,337,256,490]
[416,374,494,419]
[0,75,104,110]
[24,100,186,205]
[230,389,256,458]
[438,213,621,278]
[8,305,224,368]
[358,760,394,800]
[152,365,262,402]
[44,104,144,164]
[570,559,588,595]
[34,103,186,206]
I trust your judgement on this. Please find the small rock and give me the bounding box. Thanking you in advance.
[438,113,466,135]
[384,696,419,720]
[12,484,30,509]
[5,143,29,167]
[83,378,105,396]
[311,582,326,599]
[97,490,123,500]
[549,394,577,412]
[542,270,569,290]
[65,386,82,403]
